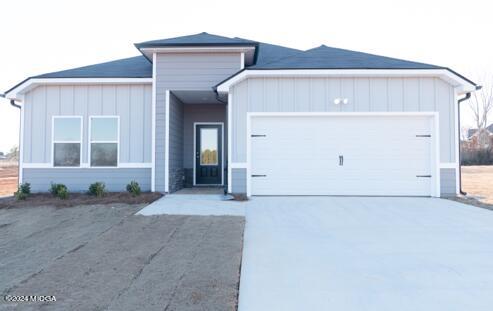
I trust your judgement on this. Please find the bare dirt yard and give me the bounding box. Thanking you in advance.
[0,163,17,196]
[0,204,244,310]
[461,165,493,206]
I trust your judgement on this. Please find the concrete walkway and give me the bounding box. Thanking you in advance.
[138,194,245,216]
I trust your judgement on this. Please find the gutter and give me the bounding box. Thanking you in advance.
[457,86,482,195]
[0,93,21,109]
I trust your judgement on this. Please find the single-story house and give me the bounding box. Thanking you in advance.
[3,32,478,197]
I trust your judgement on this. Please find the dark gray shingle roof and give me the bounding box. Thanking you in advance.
[4,56,151,94]
[135,32,258,48]
[34,56,152,78]
[250,45,442,69]
[252,42,302,66]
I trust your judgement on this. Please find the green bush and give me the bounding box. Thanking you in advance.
[126,181,141,197]
[14,182,31,200]
[50,183,69,200]
[88,182,106,197]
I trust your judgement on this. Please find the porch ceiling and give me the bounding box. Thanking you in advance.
[172,90,226,105]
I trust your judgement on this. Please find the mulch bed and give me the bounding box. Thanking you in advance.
[0,192,163,209]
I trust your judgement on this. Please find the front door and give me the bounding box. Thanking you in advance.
[195,124,222,185]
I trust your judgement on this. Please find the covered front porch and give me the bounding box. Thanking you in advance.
[167,90,228,193]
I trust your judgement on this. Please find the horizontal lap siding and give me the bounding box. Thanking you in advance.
[23,168,151,192]
[154,52,241,191]
[169,94,184,192]
[155,53,241,91]
[440,168,456,196]
[22,84,152,164]
[231,168,247,194]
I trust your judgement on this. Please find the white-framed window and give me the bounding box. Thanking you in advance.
[52,116,83,167]
[89,116,119,167]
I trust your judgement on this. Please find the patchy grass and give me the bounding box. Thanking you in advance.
[462,165,493,205]
[0,192,163,209]
[0,164,18,196]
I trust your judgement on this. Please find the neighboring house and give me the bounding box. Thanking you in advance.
[3,32,478,197]
[467,124,493,138]
[463,128,493,149]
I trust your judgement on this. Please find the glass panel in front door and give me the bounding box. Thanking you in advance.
[200,128,218,165]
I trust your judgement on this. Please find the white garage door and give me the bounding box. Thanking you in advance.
[250,114,437,196]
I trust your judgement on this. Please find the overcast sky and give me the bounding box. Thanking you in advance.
[0,0,491,153]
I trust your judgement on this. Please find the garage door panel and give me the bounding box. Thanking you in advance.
[251,115,434,196]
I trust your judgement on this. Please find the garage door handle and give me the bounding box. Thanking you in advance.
[339,155,344,166]
[416,134,431,137]
[416,175,432,178]
[251,134,266,137]
[252,175,267,177]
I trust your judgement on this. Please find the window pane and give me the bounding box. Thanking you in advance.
[91,143,117,167]
[54,118,81,141]
[91,118,118,141]
[54,143,80,167]
[200,128,218,165]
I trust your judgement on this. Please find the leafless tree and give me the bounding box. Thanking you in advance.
[469,76,493,147]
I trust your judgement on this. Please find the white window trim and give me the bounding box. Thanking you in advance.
[193,122,225,187]
[245,112,440,198]
[88,116,120,168]
[51,116,83,168]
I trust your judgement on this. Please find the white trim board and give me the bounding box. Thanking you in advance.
[165,90,170,193]
[245,112,440,198]
[23,163,152,169]
[439,162,459,169]
[227,93,233,193]
[5,78,153,100]
[216,69,476,95]
[18,96,25,185]
[193,122,225,187]
[151,52,157,191]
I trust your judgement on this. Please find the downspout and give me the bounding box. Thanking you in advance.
[457,87,481,195]
[214,89,228,194]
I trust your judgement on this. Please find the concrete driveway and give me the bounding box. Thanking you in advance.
[0,204,244,311]
[239,197,493,311]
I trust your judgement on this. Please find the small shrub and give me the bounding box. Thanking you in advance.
[126,181,141,197]
[50,183,69,200]
[88,182,106,197]
[14,182,31,200]
[19,182,31,195]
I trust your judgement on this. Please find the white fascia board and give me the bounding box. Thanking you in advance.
[140,46,255,54]
[216,69,477,94]
[5,78,153,100]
